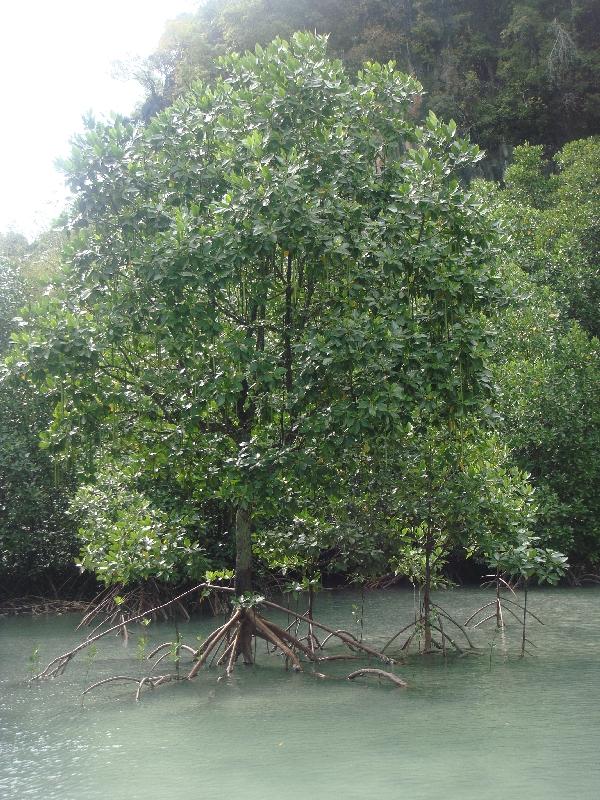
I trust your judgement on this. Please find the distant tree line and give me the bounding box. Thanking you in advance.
[133,0,600,169]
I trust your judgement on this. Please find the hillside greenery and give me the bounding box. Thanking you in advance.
[135,0,600,168]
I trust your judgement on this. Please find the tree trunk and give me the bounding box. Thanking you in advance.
[495,570,503,628]
[233,505,255,664]
[235,505,253,597]
[423,530,433,653]
[521,579,528,657]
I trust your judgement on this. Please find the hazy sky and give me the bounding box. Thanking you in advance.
[0,0,199,239]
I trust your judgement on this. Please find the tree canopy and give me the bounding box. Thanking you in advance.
[12,33,501,592]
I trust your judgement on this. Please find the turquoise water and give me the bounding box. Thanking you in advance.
[1,588,599,799]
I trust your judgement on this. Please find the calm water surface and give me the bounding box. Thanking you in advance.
[1,588,599,799]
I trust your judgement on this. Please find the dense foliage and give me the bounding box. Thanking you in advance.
[1,28,597,595]
[488,139,600,566]
[0,234,77,583]
[8,34,523,592]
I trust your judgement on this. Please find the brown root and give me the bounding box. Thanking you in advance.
[430,604,475,649]
[225,628,241,676]
[430,623,463,653]
[346,669,407,688]
[187,609,242,679]
[502,597,545,624]
[319,629,361,651]
[382,621,417,652]
[33,582,234,680]
[82,673,177,702]
[33,585,396,696]
[260,600,394,664]
[254,615,302,671]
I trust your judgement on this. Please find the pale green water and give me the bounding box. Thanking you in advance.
[1,588,599,800]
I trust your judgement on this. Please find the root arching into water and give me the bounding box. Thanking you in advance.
[31,583,407,699]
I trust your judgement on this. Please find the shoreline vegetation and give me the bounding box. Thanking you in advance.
[3,570,600,619]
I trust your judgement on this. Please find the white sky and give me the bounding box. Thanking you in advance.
[0,0,200,239]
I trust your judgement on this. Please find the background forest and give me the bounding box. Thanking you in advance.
[0,0,598,602]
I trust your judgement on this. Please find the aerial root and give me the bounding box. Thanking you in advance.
[32,584,395,695]
[429,623,463,653]
[32,582,235,681]
[430,604,475,649]
[260,599,395,664]
[466,597,544,629]
[382,604,476,656]
[187,609,242,679]
[471,613,496,629]
[279,612,322,654]
[225,628,241,676]
[254,615,302,670]
[147,642,197,660]
[501,597,544,624]
[346,669,407,688]
[464,601,496,626]
[183,606,394,680]
[82,673,177,701]
[319,629,361,651]
[382,621,419,652]
[216,635,237,668]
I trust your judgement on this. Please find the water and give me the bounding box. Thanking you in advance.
[1,588,599,800]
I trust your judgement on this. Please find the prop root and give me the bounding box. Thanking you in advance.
[346,669,407,688]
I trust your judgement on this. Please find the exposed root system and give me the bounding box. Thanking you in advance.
[83,674,177,701]
[382,603,476,656]
[76,580,217,634]
[465,575,545,630]
[31,583,407,696]
[32,582,233,680]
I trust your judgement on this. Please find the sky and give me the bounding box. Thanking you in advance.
[0,0,200,239]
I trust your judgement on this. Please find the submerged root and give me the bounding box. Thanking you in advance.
[83,673,178,702]
[346,668,407,688]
